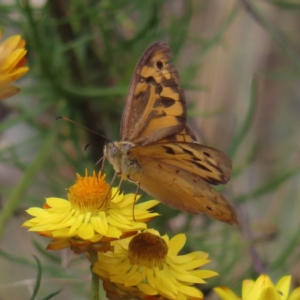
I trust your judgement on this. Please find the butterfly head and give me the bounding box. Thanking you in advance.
[104,141,136,177]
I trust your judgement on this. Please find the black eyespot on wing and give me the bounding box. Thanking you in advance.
[206,206,213,211]
[156,61,163,69]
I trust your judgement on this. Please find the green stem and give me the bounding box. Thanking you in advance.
[89,250,100,300]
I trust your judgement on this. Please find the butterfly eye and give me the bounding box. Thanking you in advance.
[156,61,163,69]
[110,145,119,157]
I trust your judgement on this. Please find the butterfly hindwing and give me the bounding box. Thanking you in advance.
[129,142,232,185]
[121,42,186,145]
[128,145,237,224]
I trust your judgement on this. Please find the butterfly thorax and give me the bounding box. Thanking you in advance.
[104,141,139,179]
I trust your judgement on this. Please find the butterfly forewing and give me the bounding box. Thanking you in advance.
[121,42,186,145]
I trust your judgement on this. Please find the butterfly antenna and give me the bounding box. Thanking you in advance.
[84,142,93,151]
[56,116,114,144]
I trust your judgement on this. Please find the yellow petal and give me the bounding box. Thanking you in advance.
[105,258,132,274]
[124,269,143,286]
[90,214,108,235]
[242,279,255,298]
[155,268,177,297]
[105,225,122,238]
[1,48,27,72]
[177,282,203,298]
[77,223,94,239]
[192,269,219,279]
[168,233,186,255]
[135,200,160,210]
[6,66,29,81]
[174,258,210,271]
[137,282,157,295]
[276,276,291,300]
[289,287,300,300]
[245,275,275,300]
[259,287,280,300]
[46,197,70,208]
[109,209,132,225]
[1,35,21,52]
[52,228,74,237]
[169,252,208,267]
[25,207,48,217]
[214,287,240,300]
[69,214,84,233]
[89,233,103,242]
[110,190,124,204]
[83,211,91,224]
[146,268,156,289]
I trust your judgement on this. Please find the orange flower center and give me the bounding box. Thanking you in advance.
[68,170,111,212]
[128,232,168,267]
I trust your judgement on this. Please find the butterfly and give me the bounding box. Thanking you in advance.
[104,41,238,225]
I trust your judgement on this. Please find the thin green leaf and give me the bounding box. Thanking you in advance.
[29,255,42,300]
[40,290,62,300]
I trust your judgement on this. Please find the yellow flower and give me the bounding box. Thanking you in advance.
[94,229,218,300]
[23,170,159,251]
[0,32,29,100]
[214,274,300,300]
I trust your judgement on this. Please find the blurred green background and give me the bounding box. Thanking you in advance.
[1,0,300,299]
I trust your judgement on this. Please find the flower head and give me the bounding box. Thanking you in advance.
[94,229,218,300]
[23,170,159,251]
[0,32,29,100]
[214,274,300,300]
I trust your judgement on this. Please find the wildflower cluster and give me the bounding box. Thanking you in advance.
[23,170,217,300]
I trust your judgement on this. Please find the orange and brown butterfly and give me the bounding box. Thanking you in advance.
[104,41,238,225]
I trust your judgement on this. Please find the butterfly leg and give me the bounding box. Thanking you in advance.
[128,176,140,222]
[98,172,117,209]
[111,178,123,200]
[96,155,105,172]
